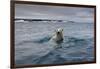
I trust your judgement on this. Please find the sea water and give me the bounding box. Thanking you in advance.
[15,21,94,65]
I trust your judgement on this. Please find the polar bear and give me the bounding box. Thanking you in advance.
[50,28,64,43]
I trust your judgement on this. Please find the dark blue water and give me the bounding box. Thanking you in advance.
[15,21,94,65]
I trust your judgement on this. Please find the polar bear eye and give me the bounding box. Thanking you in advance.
[61,29,63,31]
[54,29,57,32]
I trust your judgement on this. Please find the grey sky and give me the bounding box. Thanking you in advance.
[15,4,94,23]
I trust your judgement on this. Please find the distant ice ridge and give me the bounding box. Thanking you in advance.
[15,20,25,22]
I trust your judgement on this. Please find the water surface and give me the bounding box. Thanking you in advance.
[15,21,94,65]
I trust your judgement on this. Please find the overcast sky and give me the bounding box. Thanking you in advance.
[15,4,94,23]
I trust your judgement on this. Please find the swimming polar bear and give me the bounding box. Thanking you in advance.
[50,28,64,43]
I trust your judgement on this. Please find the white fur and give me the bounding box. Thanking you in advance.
[50,28,63,43]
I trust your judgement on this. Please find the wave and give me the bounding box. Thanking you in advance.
[15,35,94,65]
[16,35,93,45]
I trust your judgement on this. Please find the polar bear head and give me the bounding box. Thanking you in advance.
[51,28,63,43]
[55,28,63,35]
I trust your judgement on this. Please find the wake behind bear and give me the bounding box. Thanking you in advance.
[33,28,64,48]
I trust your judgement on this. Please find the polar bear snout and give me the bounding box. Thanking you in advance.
[57,31,60,34]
